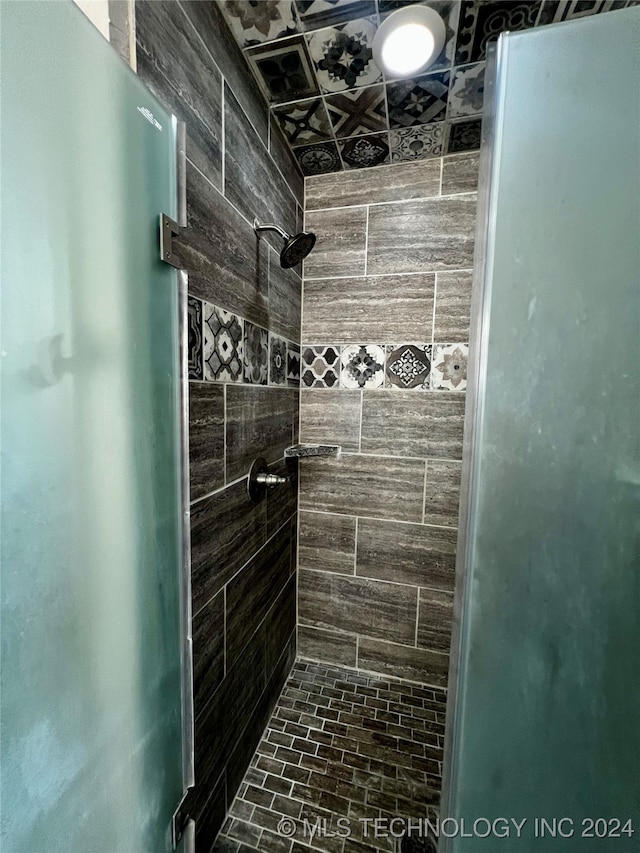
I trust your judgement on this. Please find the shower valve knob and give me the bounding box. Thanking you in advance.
[255,472,288,487]
[248,457,289,503]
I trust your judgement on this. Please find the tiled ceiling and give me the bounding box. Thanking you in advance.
[219,0,637,175]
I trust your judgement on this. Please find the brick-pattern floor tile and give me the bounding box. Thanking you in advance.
[213,661,446,853]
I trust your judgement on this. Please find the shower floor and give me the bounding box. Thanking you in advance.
[213,660,446,853]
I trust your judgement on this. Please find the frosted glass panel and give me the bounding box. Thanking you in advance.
[1,3,184,851]
[446,9,640,852]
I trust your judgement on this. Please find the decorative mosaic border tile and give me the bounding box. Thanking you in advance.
[301,341,469,391]
[189,295,301,389]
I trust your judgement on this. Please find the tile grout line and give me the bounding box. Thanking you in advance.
[296,508,458,533]
[221,75,226,194]
[353,516,358,577]
[306,189,477,214]
[363,204,370,276]
[298,566,457,596]
[431,273,438,354]
[422,459,429,525]
[223,585,227,677]
[358,389,363,453]
[414,589,421,648]
[223,383,227,485]
[438,155,444,196]
[304,267,474,282]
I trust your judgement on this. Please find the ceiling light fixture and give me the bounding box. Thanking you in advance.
[373,5,446,79]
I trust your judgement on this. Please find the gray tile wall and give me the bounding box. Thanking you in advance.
[134,3,304,850]
[299,152,479,688]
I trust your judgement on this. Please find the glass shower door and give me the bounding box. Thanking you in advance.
[1,3,187,851]
[442,7,640,852]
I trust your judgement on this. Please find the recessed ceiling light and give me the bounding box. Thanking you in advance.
[373,5,446,79]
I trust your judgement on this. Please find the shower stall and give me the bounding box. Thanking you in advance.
[1,2,638,852]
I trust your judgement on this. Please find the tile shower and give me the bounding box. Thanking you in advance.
[297,154,477,685]
[133,1,477,848]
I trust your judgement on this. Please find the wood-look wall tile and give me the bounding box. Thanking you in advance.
[226,523,292,669]
[367,196,477,275]
[357,638,450,688]
[195,626,266,796]
[266,457,298,537]
[298,455,426,522]
[225,633,295,803]
[193,589,225,716]
[298,625,357,667]
[302,274,435,343]
[180,0,269,144]
[299,510,356,575]
[304,207,368,279]
[191,478,267,615]
[224,85,297,253]
[299,389,361,452]
[305,160,441,210]
[441,152,480,195]
[135,0,222,191]
[268,250,302,343]
[269,114,305,205]
[225,386,297,483]
[176,163,269,327]
[434,271,473,342]
[361,391,466,459]
[193,769,227,853]
[265,576,297,679]
[417,589,454,653]
[298,571,418,644]
[356,519,457,591]
[424,460,461,527]
[189,382,224,500]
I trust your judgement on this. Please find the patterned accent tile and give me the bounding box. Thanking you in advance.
[386,344,432,390]
[246,35,319,103]
[340,344,385,389]
[295,0,377,31]
[243,321,269,385]
[448,62,485,118]
[269,334,288,385]
[220,0,298,47]
[538,0,637,25]
[390,122,445,162]
[455,1,541,65]
[325,84,387,137]
[307,18,382,93]
[387,70,451,128]
[294,140,342,175]
[203,303,244,383]
[301,344,341,387]
[187,296,203,380]
[379,1,462,72]
[272,97,333,145]
[287,342,301,387]
[447,117,482,153]
[431,343,468,390]
[338,132,390,169]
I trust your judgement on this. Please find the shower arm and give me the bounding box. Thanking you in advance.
[253,219,290,240]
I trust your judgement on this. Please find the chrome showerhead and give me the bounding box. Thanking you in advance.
[253,219,316,269]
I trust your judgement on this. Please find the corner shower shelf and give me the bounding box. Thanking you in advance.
[284,444,341,459]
